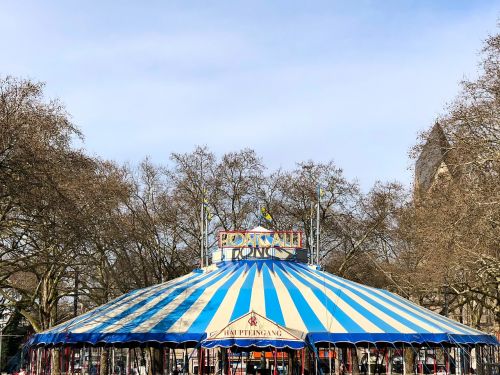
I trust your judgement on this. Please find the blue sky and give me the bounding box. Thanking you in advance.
[1,1,498,189]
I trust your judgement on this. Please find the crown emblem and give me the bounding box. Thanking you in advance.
[248,315,258,326]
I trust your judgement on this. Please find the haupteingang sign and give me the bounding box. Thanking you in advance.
[206,311,305,342]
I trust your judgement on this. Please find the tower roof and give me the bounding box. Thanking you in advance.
[415,122,451,193]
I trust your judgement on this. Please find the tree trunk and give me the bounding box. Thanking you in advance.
[476,346,483,375]
[166,348,170,375]
[351,347,360,375]
[404,347,415,375]
[334,348,340,375]
[51,349,60,375]
[288,350,294,375]
[148,348,163,375]
[100,348,109,375]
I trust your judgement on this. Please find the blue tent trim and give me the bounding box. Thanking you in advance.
[28,332,206,347]
[307,332,499,346]
[28,331,498,348]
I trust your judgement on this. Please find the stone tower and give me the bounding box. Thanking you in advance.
[414,122,454,197]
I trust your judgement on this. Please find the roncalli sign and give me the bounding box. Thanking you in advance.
[218,230,302,249]
[213,229,307,262]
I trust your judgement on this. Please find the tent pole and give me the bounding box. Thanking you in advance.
[30,348,33,375]
[63,346,66,374]
[433,347,436,375]
[220,348,224,375]
[35,348,40,375]
[350,347,353,375]
[126,348,130,375]
[201,198,204,268]
[347,347,351,375]
[334,345,340,375]
[273,348,278,375]
[49,347,52,375]
[373,345,377,375]
[385,347,390,375]
[78,347,81,375]
[424,346,427,375]
[367,345,371,375]
[477,345,481,375]
[41,347,44,375]
[402,345,405,375]
[328,344,332,375]
[174,347,177,375]
[166,347,170,375]
[205,206,209,267]
[137,348,143,375]
[315,348,318,375]
[210,348,213,374]
[88,347,92,375]
[60,346,64,375]
[445,347,449,375]
[218,348,222,375]
[197,348,201,375]
[70,347,75,375]
[281,348,285,374]
[166,347,168,375]
[95,347,99,375]
[316,199,320,266]
[207,349,210,375]
[111,347,115,375]
[309,202,314,264]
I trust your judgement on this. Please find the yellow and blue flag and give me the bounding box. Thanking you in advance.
[260,207,272,222]
[317,184,325,198]
[205,205,213,221]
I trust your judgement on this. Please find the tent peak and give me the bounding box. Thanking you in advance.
[248,226,271,232]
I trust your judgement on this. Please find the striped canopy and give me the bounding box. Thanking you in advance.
[30,259,497,348]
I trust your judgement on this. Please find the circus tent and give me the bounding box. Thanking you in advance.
[29,259,497,349]
[25,227,499,375]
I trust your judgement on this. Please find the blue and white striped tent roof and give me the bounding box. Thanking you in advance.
[30,259,497,348]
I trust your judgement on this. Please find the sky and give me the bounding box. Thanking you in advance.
[1,1,499,190]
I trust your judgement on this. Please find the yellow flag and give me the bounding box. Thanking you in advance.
[318,185,325,198]
[261,207,272,222]
[207,209,213,221]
